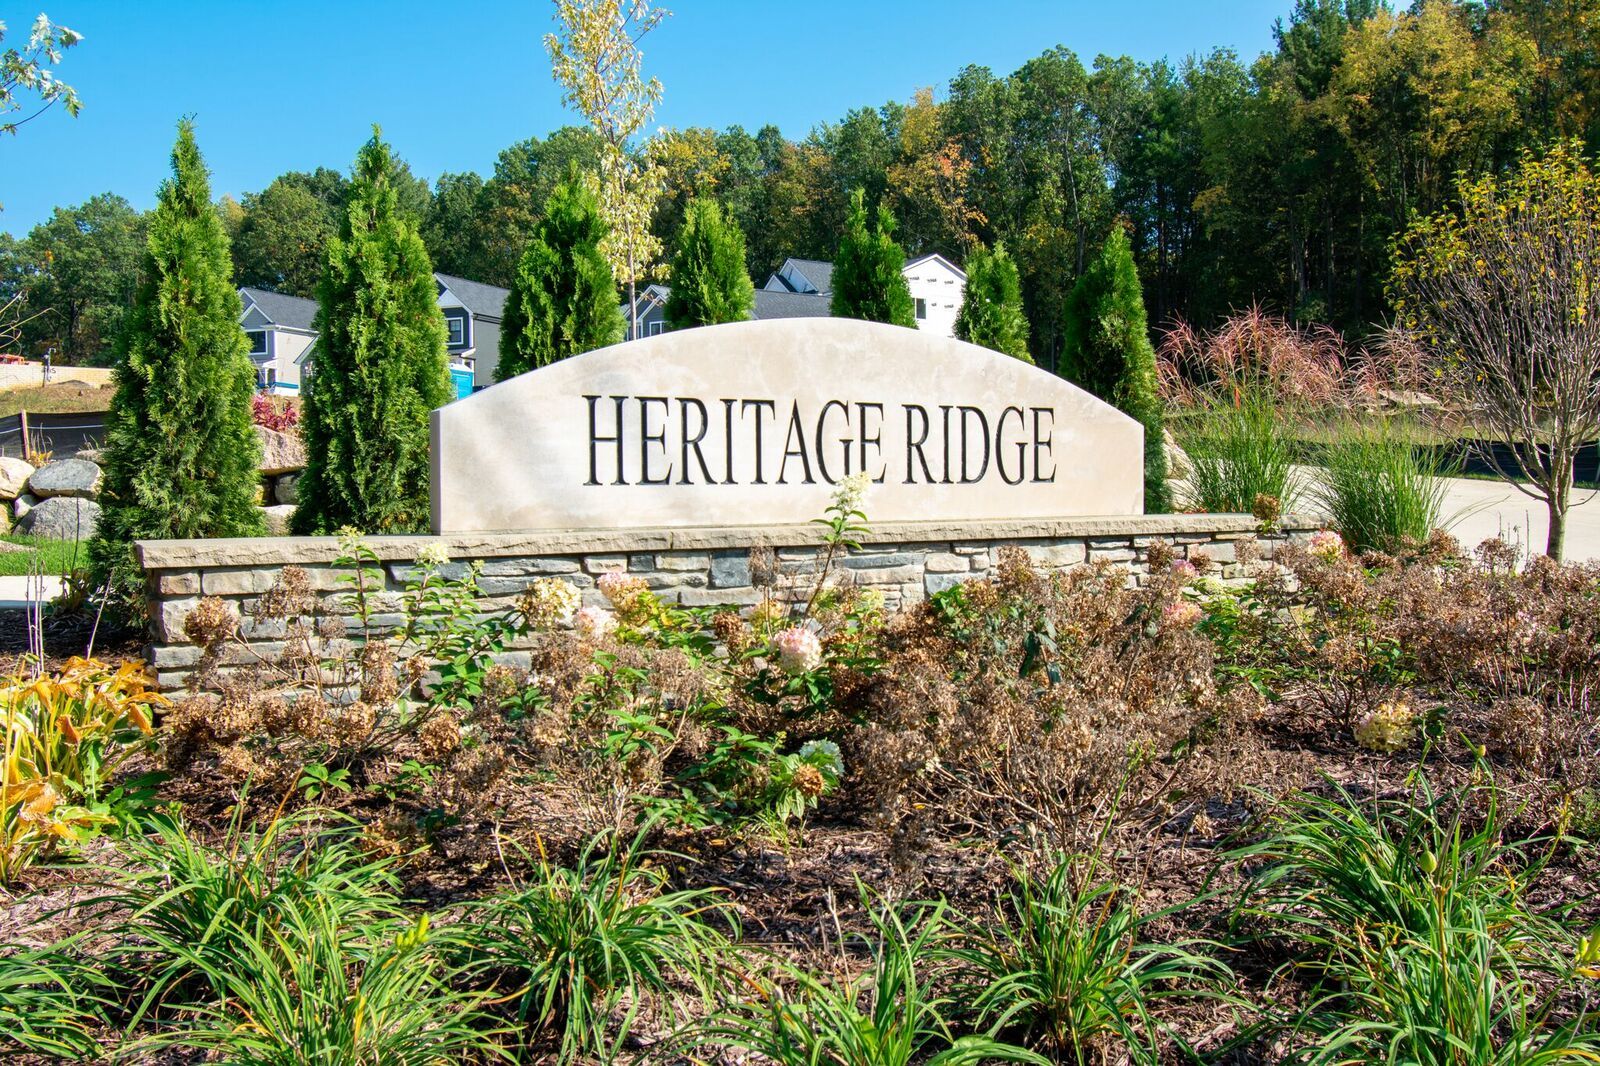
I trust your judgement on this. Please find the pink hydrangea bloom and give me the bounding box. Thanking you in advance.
[573,605,615,640]
[1308,529,1345,562]
[771,625,823,675]
[1162,600,1204,628]
[1170,559,1199,580]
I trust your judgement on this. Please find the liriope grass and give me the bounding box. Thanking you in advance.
[450,824,735,1063]
[944,852,1233,1063]
[697,891,1047,1066]
[1231,770,1600,1063]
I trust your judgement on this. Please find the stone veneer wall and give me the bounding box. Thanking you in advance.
[137,514,1315,692]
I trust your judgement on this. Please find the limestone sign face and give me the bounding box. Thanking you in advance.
[430,319,1143,532]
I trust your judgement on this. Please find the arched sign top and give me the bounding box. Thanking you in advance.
[430,318,1143,533]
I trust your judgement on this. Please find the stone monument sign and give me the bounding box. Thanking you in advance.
[430,318,1143,533]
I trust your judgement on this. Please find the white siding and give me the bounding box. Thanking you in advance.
[903,255,965,339]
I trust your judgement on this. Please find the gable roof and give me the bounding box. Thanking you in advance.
[239,287,318,332]
[781,258,835,295]
[903,252,968,281]
[435,273,510,320]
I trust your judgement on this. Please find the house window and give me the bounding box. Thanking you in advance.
[446,314,467,348]
[648,319,666,336]
[914,298,927,320]
[256,365,276,390]
[246,329,268,356]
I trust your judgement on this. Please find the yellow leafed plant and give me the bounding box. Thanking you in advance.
[1,657,167,884]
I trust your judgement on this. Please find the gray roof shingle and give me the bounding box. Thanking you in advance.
[435,273,511,320]
[752,290,833,319]
[782,258,834,295]
[239,287,318,332]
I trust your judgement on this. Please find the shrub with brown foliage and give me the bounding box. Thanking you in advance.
[844,547,1257,852]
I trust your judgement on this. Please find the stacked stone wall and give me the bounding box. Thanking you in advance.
[138,514,1314,691]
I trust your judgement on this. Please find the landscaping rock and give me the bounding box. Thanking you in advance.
[13,493,37,520]
[274,472,299,505]
[20,496,100,540]
[261,504,296,536]
[28,458,103,499]
[1163,429,1192,481]
[0,456,35,499]
[256,426,306,476]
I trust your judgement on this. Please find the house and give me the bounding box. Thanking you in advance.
[434,273,510,390]
[240,287,318,395]
[626,281,832,338]
[628,252,965,338]
[238,272,511,400]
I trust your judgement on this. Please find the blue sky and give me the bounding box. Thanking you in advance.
[0,0,1286,236]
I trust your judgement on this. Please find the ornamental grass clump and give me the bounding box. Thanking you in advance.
[1314,417,1455,554]
[96,806,407,1016]
[140,904,509,1065]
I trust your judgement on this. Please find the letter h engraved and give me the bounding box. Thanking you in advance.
[586,395,627,485]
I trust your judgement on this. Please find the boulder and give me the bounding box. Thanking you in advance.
[0,457,35,500]
[256,426,306,476]
[261,504,296,536]
[274,472,299,505]
[28,458,103,499]
[1163,429,1193,481]
[19,496,100,540]
[13,493,38,520]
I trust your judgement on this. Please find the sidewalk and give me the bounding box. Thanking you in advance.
[0,575,65,607]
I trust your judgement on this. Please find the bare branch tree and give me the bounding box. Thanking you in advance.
[1389,142,1600,560]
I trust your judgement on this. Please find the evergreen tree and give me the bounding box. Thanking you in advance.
[496,173,624,381]
[293,129,452,534]
[90,121,265,596]
[953,242,1031,361]
[664,197,755,329]
[1061,226,1171,512]
[830,188,915,327]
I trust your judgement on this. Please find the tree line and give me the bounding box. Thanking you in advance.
[8,0,1594,368]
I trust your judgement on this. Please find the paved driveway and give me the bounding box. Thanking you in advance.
[1295,468,1600,563]
[1433,476,1600,563]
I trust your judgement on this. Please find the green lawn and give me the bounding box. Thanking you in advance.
[0,382,114,419]
[0,534,86,576]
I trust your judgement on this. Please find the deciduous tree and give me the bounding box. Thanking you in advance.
[293,130,452,534]
[0,13,80,139]
[546,0,670,340]
[1389,142,1600,560]
[91,121,263,597]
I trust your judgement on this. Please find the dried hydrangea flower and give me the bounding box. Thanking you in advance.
[519,577,582,629]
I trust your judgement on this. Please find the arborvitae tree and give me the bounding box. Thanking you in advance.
[830,188,915,327]
[496,173,624,381]
[1061,226,1171,512]
[293,129,452,534]
[91,121,264,595]
[953,242,1031,361]
[664,197,755,329]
